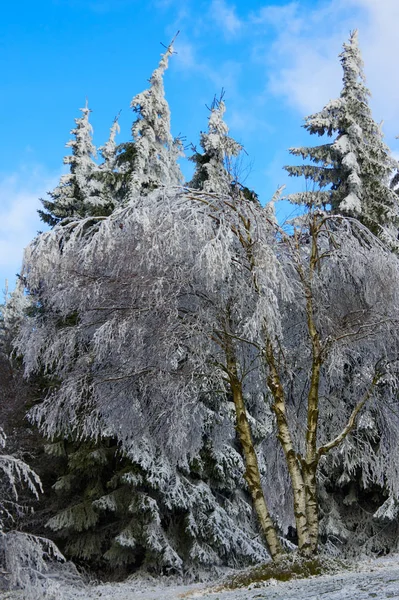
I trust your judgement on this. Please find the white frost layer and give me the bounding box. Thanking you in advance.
[4,555,399,600]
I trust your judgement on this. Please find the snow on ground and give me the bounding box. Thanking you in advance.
[4,555,399,600]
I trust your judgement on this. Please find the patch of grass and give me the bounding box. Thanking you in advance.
[216,554,349,591]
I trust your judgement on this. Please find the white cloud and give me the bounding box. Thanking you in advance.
[174,40,197,70]
[250,2,352,113]
[0,166,58,289]
[250,2,303,33]
[174,37,243,97]
[209,0,242,38]
[268,46,342,116]
[350,0,399,126]
[251,0,399,141]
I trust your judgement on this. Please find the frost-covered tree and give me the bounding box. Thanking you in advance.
[39,102,113,226]
[284,30,399,239]
[16,189,285,562]
[16,186,399,564]
[264,213,399,555]
[189,95,242,195]
[128,37,183,195]
[16,191,276,570]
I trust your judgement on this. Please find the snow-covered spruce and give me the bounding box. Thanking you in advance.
[284,30,399,241]
[42,436,267,576]
[189,96,242,195]
[39,101,115,227]
[128,37,183,196]
[0,425,83,597]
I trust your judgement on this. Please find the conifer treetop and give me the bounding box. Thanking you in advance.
[340,30,367,96]
[39,101,108,225]
[63,100,104,206]
[284,30,399,238]
[99,115,120,168]
[129,34,183,193]
[189,95,242,195]
[65,99,98,174]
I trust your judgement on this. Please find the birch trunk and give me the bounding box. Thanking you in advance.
[302,464,319,554]
[301,218,323,555]
[225,339,284,561]
[265,339,312,557]
[303,357,321,554]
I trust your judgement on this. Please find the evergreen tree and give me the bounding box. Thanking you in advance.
[39,102,112,226]
[43,435,267,576]
[0,291,83,596]
[128,36,183,195]
[96,116,127,207]
[189,95,242,195]
[99,117,120,171]
[284,30,399,237]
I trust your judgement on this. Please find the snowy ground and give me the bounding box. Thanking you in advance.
[4,555,399,599]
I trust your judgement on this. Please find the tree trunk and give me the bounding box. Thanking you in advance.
[302,463,319,554]
[265,339,313,557]
[225,340,284,561]
[303,355,321,555]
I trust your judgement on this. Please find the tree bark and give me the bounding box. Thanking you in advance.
[265,339,312,557]
[225,339,284,561]
[303,361,321,554]
[302,463,319,554]
[300,216,323,555]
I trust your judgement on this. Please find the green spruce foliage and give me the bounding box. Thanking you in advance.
[45,437,267,577]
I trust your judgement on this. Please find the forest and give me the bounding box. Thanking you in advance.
[2,29,399,597]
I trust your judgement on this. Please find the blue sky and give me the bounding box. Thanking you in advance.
[1,0,399,292]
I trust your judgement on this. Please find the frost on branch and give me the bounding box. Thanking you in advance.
[0,428,83,596]
[17,188,283,461]
[0,279,31,354]
[0,531,83,598]
[0,426,42,532]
